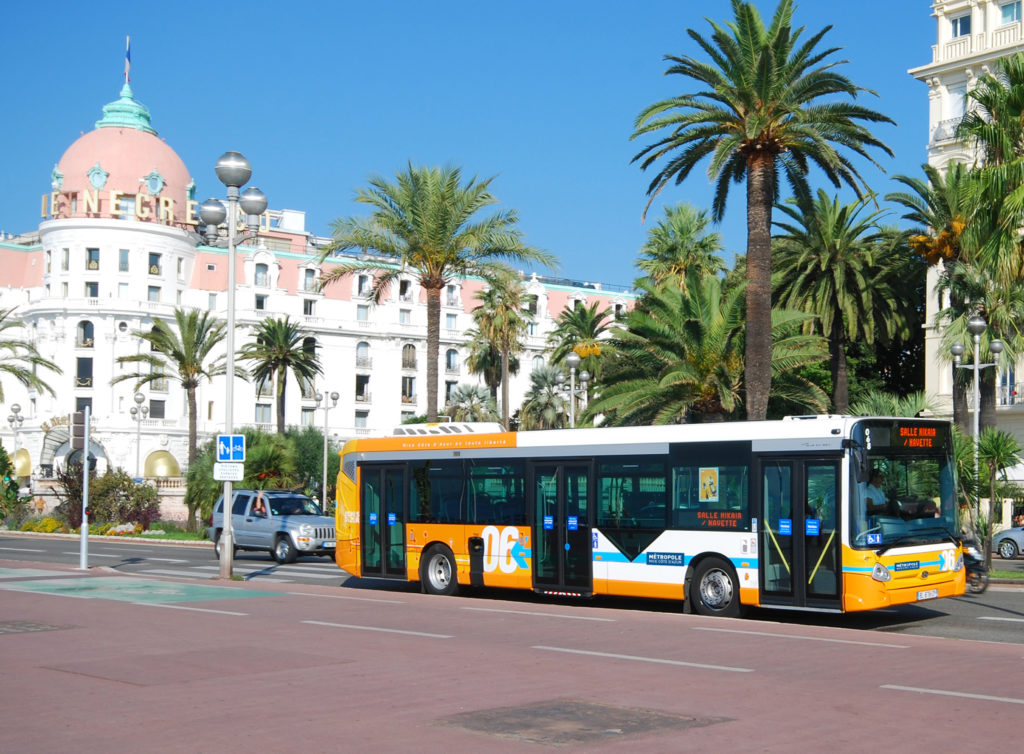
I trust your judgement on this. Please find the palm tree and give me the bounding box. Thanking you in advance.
[444,384,499,423]
[238,316,323,434]
[773,191,913,413]
[546,301,612,387]
[587,276,827,425]
[319,164,555,422]
[0,306,62,401]
[978,427,1023,569]
[470,269,534,429]
[635,202,724,286]
[848,391,937,418]
[464,328,518,401]
[112,308,232,531]
[519,365,567,430]
[631,0,892,420]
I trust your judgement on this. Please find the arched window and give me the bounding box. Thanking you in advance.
[402,344,417,369]
[76,320,94,348]
[532,355,545,371]
[303,336,317,358]
[356,341,371,368]
[445,349,459,372]
[254,263,268,287]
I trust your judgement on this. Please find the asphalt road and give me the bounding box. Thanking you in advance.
[2,531,1023,645]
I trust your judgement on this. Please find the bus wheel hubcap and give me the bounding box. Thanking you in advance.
[701,569,732,609]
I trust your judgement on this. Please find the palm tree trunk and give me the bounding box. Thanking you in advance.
[830,315,849,414]
[980,368,997,433]
[186,384,198,532]
[953,367,968,433]
[276,368,287,434]
[744,154,775,420]
[501,348,510,430]
[425,286,441,422]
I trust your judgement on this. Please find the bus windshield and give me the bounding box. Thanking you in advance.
[850,419,958,550]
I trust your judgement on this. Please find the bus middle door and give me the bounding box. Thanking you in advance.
[530,462,593,596]
[359,464,407,579]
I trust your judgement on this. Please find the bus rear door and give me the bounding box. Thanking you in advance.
[758,457,841,610]
[530,462,593,596]
[359,464,407,579]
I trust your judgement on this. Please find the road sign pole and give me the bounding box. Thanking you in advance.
[79,407,90,570]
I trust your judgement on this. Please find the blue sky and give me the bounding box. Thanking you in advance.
[1,1,936,289]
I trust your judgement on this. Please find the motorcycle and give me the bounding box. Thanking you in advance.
[963,538,989,594]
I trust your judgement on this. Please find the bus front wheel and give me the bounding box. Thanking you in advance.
[690,557,743,617]
[420,545,459,596]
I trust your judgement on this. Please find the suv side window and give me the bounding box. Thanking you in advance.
[232,493,251,515]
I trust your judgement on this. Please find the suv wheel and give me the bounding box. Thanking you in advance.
[213,530,236,559]
[273,534,297,564]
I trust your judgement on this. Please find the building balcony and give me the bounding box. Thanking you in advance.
[355,357,372,369]
[930,23,1022,64]
[355,392,372,403]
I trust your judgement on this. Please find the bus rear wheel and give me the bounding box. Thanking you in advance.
[420,545,459,596]
[690,557,743,617]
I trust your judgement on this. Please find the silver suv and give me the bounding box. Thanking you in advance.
[208,489,336,564]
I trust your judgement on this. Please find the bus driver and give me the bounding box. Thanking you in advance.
[861,469,888,517]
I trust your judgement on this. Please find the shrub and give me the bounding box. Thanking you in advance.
[54,466,161,529]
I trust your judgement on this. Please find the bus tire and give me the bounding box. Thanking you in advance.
[690,557,742,617]
[420,545,459,596]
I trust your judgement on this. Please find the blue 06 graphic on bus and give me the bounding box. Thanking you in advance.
[567,516,578,531]
[778,518,792,535]
[368,512,378,525]
[806,518,820,536]
[543,515,554,530]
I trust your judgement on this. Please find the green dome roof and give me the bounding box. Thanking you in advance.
[94,82,156,135]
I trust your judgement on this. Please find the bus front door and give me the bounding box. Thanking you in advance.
[531,463,593,596]
[360,464,407,579]
[759,457,840,610]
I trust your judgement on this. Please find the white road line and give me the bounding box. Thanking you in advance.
[140,569,294,583]
[533,645,753,673]
[882,684,1024,705]
[978,616,1024,623]
[193,565,340,579]
[136,603,248,616]
[692,626,909,649]
[294,593,405,604]
[303,620,452,638]
[462,606,615,622]
[63,552,117,558]
[0,547,45,553]
[138,557,189,563]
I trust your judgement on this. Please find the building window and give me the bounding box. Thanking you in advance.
[148,286,160,302]
[75,397,92,413]
[527,322,537,336]
[614,303,625,320]
[532,355,545,371]
[402,344,417,369]
[255,262,269,287]
[355,410,369,429]
[399,309,411,325]
[445,313,457,331]
[401,376,416,403]
[76,321,94,348]
[62,248,70,271]
[951,14,971,37]
[357,304,369,321]
[445,380,457,404]
[303,299,315,316]
[256,376,273,397]
[445,349,459,372]
[85,282,98,298]
[150,400,166,419]
[255,404,272,424]
[119,249,129,272]
[303,268,316,292]
[301,407,315,427]
[118,282,129,298]
[255,294,267,310]
[148,252,162,275]
[151,365,168,392]
[177,258,184,279]
[206,263,216,272]
[76,357,93,388]
[61,282,67,297]
[1003,2,1021,24]
[176,290,182,306]
[445,284,459,307]
[357,274,371,296]
[399,279,412,301]
[208,293,217,310]
[356,341,371,368]
[401,411,415,424]
[45,250,51,273]
[356,374,370,402]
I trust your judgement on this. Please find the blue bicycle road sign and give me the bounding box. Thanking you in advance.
[216,434,245,462]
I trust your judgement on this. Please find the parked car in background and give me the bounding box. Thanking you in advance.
[994,525,1024,560]
[208,489,336,564]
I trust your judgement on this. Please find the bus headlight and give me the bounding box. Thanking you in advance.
[871,563,891,582]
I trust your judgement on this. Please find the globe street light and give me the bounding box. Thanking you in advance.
[951,314,1003,524]
[315,390,339,512]
[558,352,590,429]
[199,151,267,579]
[7,403,23,482]
[129,392,148,479]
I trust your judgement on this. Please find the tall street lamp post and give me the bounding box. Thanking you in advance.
[199,152,267,579]
[316,390,339,512]
[129,392,148,479]
[951,314,1003,525]
[7,403,23,481]
[557,352,590,429]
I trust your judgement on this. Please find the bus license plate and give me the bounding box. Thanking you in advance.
[917,588,939,600]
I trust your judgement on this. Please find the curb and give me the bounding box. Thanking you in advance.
[0,529,212,548]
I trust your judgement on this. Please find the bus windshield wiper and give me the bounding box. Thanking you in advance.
[875,526,958,555]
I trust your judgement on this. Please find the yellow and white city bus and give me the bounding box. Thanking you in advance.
[333,416,965,616]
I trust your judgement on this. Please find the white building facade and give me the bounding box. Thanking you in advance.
[0,80,632,514]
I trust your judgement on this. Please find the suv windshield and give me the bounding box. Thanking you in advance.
[268,496,322,516]
[850,419,957,550]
